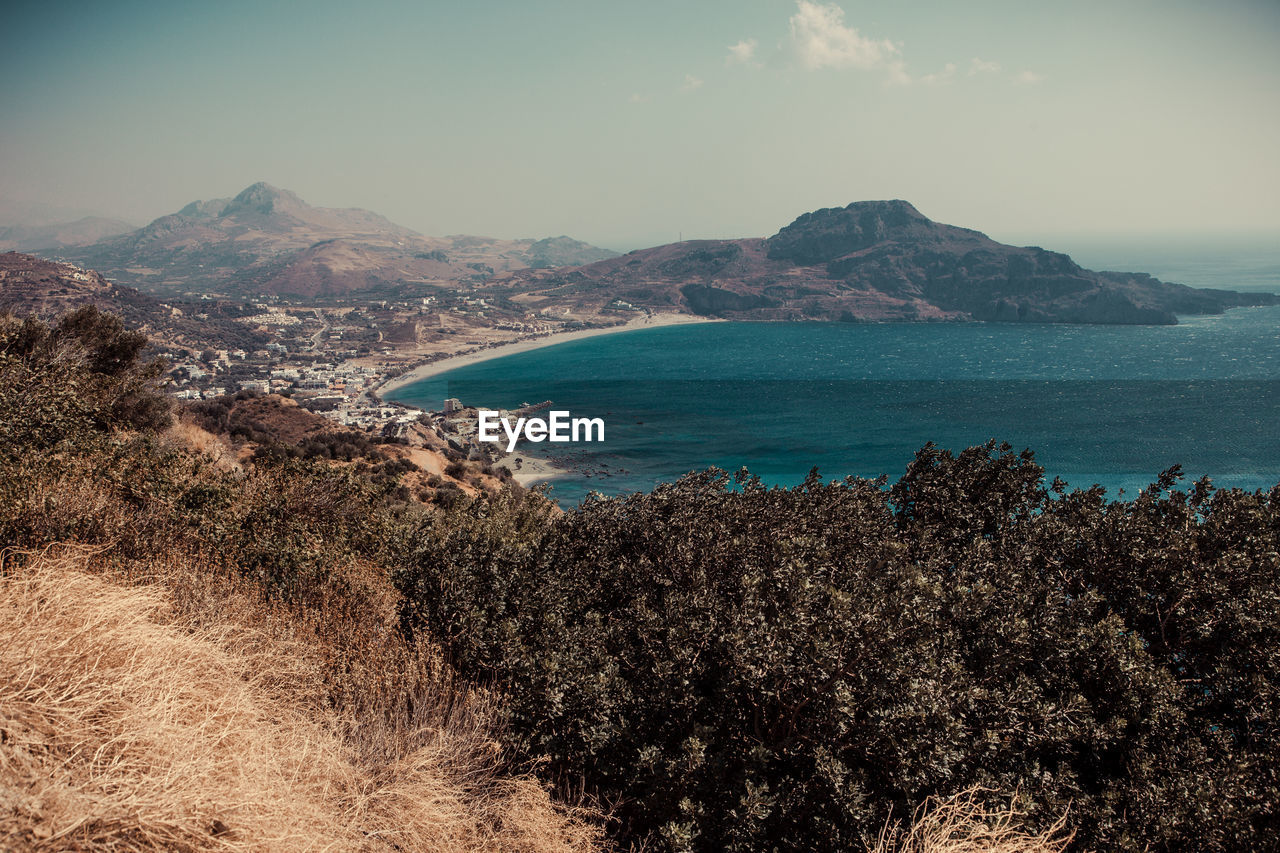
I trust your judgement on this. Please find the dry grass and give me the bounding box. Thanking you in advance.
[871,787,1074,853]
[0,551,604,852]
[162,419,241,472]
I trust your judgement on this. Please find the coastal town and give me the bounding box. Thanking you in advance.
[161,294,628,434]
[151,286,707,466]
[0,250,704,493]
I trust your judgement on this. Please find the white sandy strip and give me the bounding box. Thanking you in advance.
[508,452,567,489]
[376,312,717,398]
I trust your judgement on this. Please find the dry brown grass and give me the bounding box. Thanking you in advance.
[871,787,1075,853]
[0,550,604,852]
[162,418,241,472]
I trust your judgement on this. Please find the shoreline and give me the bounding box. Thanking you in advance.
[508,452,569,489]
[375,312,717,399]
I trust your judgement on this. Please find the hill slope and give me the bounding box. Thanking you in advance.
[0,553,603,852]
[489,201,1275,324]
[0,251,265,350]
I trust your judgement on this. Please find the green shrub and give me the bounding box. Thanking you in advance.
[398,447,1280,852]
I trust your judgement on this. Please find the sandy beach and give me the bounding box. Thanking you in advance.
[375,312,716,398]
[508,452,567,489]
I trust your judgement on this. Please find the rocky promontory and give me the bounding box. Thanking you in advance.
[490,201,1275,324]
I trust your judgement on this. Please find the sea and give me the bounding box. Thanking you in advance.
[386,238,1280,507]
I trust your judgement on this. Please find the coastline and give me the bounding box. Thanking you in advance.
[508,452,567,489]
[374,311,716,495]
[375,312,717,399]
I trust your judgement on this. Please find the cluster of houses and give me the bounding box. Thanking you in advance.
[238,309,301,327]
[167,344,427,435]
[168,348,379,403]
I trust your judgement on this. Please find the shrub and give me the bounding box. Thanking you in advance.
[871,786,1073,853]
[398,448,1280,852]
[0,307,171,448]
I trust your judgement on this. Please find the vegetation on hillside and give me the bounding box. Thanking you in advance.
[2,307,1277,851]
[0,308,602,851]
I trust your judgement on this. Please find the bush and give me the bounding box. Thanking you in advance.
[432,481,469,510]
[0,306,171,446]
[398,447,1280,852]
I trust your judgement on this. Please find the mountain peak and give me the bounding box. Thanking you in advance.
[225,182,308,217]
[766,199,979,265]
[844,199,926,218]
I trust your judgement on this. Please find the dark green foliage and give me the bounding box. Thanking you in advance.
[299,431,385,462]
[431,481,468,509]
[0,306,171,446]
[187,395,236,432]
[399,446,1280,852]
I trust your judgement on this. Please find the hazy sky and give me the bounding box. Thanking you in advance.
[3,0,1278,249]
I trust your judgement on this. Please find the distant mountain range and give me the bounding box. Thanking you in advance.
[0,216,136,252]
[49,183,618,298]
[489,200,1275,324]
[15,192,1276,325]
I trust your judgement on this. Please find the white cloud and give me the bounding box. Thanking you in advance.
[681,74,704,92]
[920,62,957,86]
[759,3,1013,89]
[884,59,910,87]
[629,93,652,104]
[788,1,902,74]
[1017,70,1044,85]
[726,38,758,66]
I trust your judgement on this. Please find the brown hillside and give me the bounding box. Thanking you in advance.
[0,252,266,350]
[58,183,617,298]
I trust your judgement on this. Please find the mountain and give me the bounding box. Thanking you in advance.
[0,251,267,350]
[524,236,619,268]
[489,200,1275,324]
[0,216,135,251]
[56,183,618,298]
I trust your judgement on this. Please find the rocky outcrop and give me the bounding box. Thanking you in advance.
[681,284,777,316]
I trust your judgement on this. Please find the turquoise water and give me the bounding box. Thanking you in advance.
[388,249,1280,507]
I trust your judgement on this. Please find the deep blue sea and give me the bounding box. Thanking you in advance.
[387,240,1280,507]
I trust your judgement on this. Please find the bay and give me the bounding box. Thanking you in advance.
[387,246,1280,507]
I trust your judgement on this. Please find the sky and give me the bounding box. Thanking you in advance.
[2,0,1278,250]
